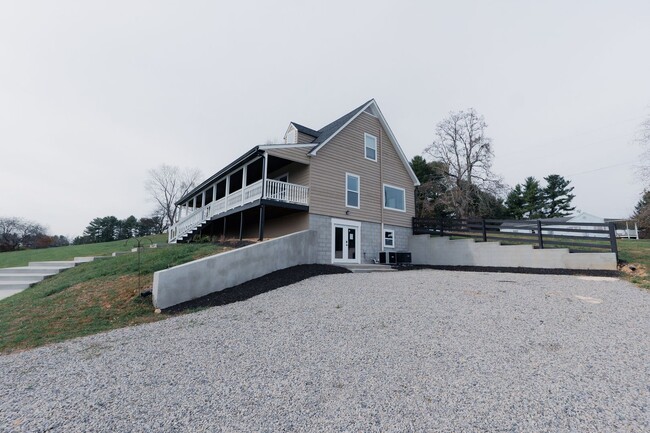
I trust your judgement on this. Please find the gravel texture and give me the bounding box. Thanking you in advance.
[1,270,649,432]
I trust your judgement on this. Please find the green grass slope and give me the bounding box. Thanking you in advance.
[618,239,650,290]
[0,241,228,353]
[0,234,169,269]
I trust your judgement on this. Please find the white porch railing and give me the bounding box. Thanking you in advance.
[168,179,309,243]
[264,179,309,205]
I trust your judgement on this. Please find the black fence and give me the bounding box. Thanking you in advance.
[412,218,618,255]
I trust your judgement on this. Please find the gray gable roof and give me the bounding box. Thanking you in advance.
[310,100,372,147]
[289,100,373,148]
[290,122,319,138]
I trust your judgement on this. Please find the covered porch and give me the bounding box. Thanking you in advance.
[169,150,309,243]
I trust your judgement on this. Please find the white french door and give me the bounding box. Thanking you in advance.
[332,220,361,264]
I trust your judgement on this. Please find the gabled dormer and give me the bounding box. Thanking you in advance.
[283,124,298,144]
[284,122,318,144]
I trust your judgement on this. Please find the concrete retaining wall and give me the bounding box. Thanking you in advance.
[409,235,617,271]
[153,230,317,309]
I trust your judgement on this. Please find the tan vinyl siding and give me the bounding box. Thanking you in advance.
[265,147,311,164]
[297,132,316,143]
[268,162,309,186]
[309,112,414,227]
[240,212,309,239]
[263,212,309,238]
[380,130,415,227]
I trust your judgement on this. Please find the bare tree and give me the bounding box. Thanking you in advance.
[424,109,503,218]
[638,115,650,184]
[145,164,202,230]
[0,217,48,251]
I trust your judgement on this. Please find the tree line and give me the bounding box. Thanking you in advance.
[410,108,576,221]
[72,215,163,245]
[0,217,69,252]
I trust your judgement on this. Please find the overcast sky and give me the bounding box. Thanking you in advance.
[1,1,648,238]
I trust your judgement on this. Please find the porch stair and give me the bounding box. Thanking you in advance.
[0,257,99,301]
[175,220,209,243]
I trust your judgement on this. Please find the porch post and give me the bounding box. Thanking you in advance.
[239,211,244,241]
[258,205,265,241]
[242,164,248,206]
[261,152,268,199]
[223,217,227,239]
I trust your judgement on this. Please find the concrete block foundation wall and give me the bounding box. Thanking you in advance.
[309,214,411,264]
[153,230,317,309]
[409,235,618,271]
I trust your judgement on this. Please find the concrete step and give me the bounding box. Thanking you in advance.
[74,257,96,263]
[28,261,76,268]
[0,267,60,275]
[0,281,32,291]
[0,274,48,282]
[0,289,25,301]
[343,264,398,273]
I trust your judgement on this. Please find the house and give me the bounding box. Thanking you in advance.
[167,99,420,265]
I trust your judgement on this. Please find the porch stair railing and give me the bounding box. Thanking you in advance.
[168,179,309,243]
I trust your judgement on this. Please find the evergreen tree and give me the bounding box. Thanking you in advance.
[522,177,544,218]
[543,174,575,217]
[632,190,650,239]
[633,190,650,216]
[410,156,452,218]
[504,184,526,219]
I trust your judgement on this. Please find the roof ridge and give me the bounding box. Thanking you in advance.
[290,122,320,137]
[306,99,374,147]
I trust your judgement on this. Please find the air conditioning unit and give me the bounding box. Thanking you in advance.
[378,252,397,264]
[395,252,412,264]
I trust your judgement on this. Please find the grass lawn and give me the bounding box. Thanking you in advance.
[0,241,229,353]
[617,238,650,290]
[0,233,169,268]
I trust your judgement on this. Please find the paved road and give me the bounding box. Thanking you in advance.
[1,270,648,432]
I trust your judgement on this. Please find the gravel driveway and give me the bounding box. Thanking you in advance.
[1,270,648,432]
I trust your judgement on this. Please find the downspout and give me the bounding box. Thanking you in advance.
[380,127,384,255]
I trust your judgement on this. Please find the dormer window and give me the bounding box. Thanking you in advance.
[285,125,297,144]
[364,133,377,161]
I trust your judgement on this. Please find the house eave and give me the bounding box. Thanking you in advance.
[176,146,263,205]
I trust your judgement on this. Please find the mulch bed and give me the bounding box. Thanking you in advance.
[399,264,621,277]
[164,264,350,314]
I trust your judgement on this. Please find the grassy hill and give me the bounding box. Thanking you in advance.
[618,238,650,290]
[0,238,229,353]
[0,234,169,268]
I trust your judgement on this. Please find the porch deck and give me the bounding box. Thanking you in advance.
[169,179,308,243]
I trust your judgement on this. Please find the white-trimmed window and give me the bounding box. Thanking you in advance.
[384,230,395,248]
[364,133,377,161]
[346,173,360,208]
[383,184,405,211]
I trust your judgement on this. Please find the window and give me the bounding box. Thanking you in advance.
[364,133,377,161]
[383,184,405,211]
[346,173,360,208]
[384,230,395,248]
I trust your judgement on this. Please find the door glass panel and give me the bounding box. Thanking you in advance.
[347,228,356,259]
[335,227,343,259]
